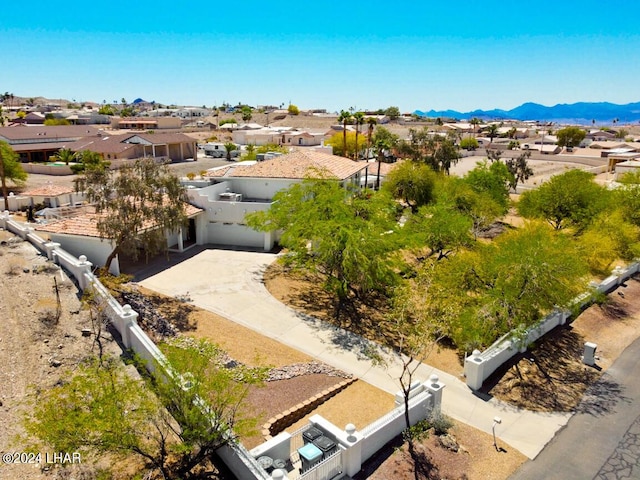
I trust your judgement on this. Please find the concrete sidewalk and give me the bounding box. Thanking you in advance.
[138,248,571,459]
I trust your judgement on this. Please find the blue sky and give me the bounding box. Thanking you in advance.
[1,0,639,113]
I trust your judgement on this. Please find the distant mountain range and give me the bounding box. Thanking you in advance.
[414,102,640,125]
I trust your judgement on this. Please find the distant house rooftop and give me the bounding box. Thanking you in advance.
[206,150,368,181]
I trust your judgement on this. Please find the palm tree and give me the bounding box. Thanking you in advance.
[486,124,499,145]
[470,117,480,134]
[337,110,353,157]
[353,112,365,160]
[223,142,237,161]
[366,117,377,160]
[51,148,76,166]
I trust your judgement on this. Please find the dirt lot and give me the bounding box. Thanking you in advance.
[0,231,127,479]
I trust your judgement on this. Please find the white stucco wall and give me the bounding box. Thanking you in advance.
[207,223,265,248]
[228,178,296,199]
[46,233,118,274]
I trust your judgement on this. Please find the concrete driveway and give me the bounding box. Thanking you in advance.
[139,247,571,460]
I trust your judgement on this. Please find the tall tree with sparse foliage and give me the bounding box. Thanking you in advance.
[82,157,188,270]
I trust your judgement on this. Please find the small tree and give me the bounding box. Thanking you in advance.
[463,160,512,213]
[556,126,586,149]
[460,136,479,150]
[0,141,28,210]
[247,176,400,313]
[384,106,401,121]
[353,112,365,160]
[325,131,367,158]
[287,104,300,115]
[381,284,447,480]
[240,106,252,122]
[404,203,473,260]
[23,340,265,479]
[486,124,499,144]
[505,151,533,191]
[382,161,437,213]
[517,169,609,231]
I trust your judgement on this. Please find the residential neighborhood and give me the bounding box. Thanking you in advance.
[2,89,640,480]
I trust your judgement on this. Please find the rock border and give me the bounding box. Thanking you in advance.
[261,378,358,440]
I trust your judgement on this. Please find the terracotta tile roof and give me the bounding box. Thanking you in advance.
[36,201,202,239]
[226,150,367,180]
[36,212,104,238]
[21,184,76,197]
[204,165,234,178]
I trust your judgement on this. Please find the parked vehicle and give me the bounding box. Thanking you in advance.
[203,143,240,158]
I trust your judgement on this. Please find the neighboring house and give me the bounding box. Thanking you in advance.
[0,125,101,162]
[614,159,640,178]
[35,203,203,275]
[282,130,326,146]
[110,116,182,130]
[24,112,46,124]
[522,143,561,154]
[176,107,209,119]
[586,130,616,142]
[186,150,370,250]
[68,132,198,162]
[13,184,82,210]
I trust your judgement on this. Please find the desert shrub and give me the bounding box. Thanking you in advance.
[186,172,196,180]
[403,419,431,443]
[33,262,61,275]
[428,410,453,436]
[6,257,25,275]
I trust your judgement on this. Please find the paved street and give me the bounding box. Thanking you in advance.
[510,335,640,479]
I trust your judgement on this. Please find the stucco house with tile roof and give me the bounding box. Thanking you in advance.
[68,132,198,162]
[185,150,370,250]
[35,202,203,275]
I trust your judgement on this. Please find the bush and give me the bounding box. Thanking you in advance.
[428,410,453,435]
[460,137,479,150]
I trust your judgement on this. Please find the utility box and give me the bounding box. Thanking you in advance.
[583,342,597,366]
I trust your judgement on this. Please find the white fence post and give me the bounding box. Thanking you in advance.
[464,350,485,391]
[44,242,61,261]
[341,423,363,477]
[0,210,9,228]
[424,374,445,412]
[119,304,139,349]
[77,255,93,290]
